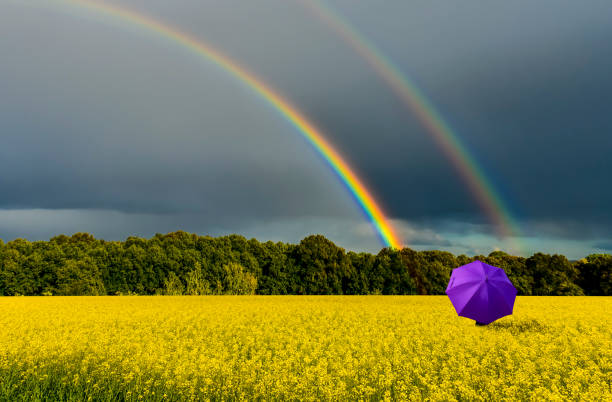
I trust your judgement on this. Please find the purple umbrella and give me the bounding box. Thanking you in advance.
[446,260,517,325]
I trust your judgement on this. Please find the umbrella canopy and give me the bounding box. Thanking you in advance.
[446,260,517,325]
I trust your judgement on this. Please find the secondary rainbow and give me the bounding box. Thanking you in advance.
[40,0,403,249]
[301,0,524,253]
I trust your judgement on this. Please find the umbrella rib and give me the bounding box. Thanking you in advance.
[487,281,514,312]
[456,281,485,315]
[447,278,482,292]
[488,277,517,293]
[478,261,487,276]
[488,268,507,279]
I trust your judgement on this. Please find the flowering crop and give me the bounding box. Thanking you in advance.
[0,296,609,400]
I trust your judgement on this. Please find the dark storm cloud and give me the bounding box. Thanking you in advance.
[1,0,611,255]
[0,1,357,224]
[296,0,612,239]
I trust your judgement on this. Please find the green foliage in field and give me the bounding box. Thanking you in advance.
[0,231,609,296]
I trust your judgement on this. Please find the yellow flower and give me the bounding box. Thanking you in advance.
[0,296,609,400]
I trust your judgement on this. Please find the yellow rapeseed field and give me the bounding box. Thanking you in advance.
[0,296,610,401]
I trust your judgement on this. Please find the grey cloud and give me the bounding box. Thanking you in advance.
[593,241,612,252]
[0,209,383,252]
[1,0,611,256]
[391,220,453,248]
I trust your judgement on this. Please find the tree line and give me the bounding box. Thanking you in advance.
[0,231,609,296]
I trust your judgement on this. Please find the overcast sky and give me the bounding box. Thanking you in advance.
[1,0,611,258]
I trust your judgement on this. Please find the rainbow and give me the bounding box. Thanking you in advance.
[38,0,403,249]
[301,0,524,253]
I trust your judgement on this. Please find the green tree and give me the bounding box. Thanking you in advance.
[55,258,106,296]
[221,263,257,295]
[292,235,350,294]
[0,249,30,295]
[185,262,211,295]
[575,254,612,295]
[526,253,583,295]
[0,230,606,296]
[163,272,184,295]
[371,248,417,295]
[399,248,427,294]
[346,252,375,294]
